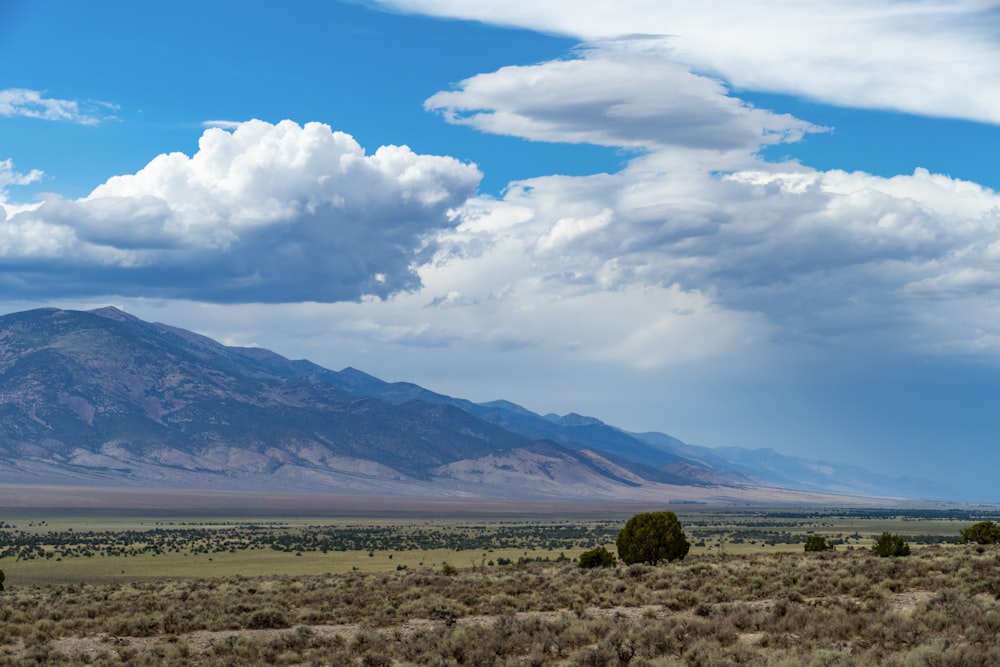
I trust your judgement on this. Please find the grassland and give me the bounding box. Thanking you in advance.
[1,495,999,665]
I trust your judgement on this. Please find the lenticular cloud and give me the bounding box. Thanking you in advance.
[425,52,823,152]
[0,120,481,302]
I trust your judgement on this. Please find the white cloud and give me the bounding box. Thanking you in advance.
[201,120,244,130]
[0,120,481,302]
[410,40,1000,365]
[0,88,117,125]
[0,159,43,191]
[380,0,1000,125]
[486,161,1000,359]
[426,50,825,151]
[0,159,44,224]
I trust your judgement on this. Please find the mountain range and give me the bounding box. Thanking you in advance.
[0,307,947,502]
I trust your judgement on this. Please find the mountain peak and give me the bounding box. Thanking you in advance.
[339,366,381,381]
[88,306,140,323]
[546,412,605,427]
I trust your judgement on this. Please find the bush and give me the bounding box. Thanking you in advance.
[804,535,835,552]
[959,521,1000,545]
[578,546,617,569]
[872,532,910,557]
[616,511,690,565]
[245,608,289,629]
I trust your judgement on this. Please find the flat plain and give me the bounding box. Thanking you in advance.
[1,485,998,665]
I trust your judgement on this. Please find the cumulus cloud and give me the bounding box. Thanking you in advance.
[0,120,481,302]
[403,38,1000,365]
[419,160,1000,363]
[426,50,825,152]
[0,88,117,125]
[380,0,1000,125]
[334,36,1000,368]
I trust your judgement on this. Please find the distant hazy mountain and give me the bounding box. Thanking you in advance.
[0,307,942,502]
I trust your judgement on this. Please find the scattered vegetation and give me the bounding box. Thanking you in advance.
[0,541,999,664]
[616,511,690,565]
[0,521,621,562]
[959,520,1000,545]
[578,545,616,569]
[0,507,997,664]
[872,532,911,557]
[803,534,835,552]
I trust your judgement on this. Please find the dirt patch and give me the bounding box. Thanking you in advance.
[888,590,934,614]
[738,631,766,645]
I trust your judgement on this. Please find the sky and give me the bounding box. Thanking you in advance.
[2,0,999,500]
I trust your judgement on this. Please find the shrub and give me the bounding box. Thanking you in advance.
[616,511,690,565]
[804,535,835,552]
[959,521,1000,545]
[872,532,910,557]
[245,608,289,629]
[578,546,617,569]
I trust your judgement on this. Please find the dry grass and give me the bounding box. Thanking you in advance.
[2,543,1000,665]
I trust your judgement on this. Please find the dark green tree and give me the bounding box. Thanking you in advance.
[578,545,617,569]
[0,568,4,591]
[616,511,690,565]
[804,534,835,552]
[959,521,1000,545]
[872,532,910,557]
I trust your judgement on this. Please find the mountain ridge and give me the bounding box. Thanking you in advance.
[0,306,942,502]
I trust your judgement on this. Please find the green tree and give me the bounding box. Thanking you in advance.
[804,534,835,552]
[578,545,617,569]
[616,511,690,565]
[959,521,1000,545]
[0,568,4,591]
[872,532,910,557]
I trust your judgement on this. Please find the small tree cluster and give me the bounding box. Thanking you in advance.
[804,534,835,552]
[872,532,910,557]
[616,511,690,565]
[578,546,616,569]
[959,521,1000,545]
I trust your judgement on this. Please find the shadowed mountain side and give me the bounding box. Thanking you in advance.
[0,307,729,498]
[312,367,730,486]
[0,306,937,501]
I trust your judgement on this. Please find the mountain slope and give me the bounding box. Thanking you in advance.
[0,307,701,498]
[313,367,729,486]
[0,306,935,502]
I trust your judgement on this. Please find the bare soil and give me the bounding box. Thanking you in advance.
[0,483,680,519]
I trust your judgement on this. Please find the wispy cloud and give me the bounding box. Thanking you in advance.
[0,159,43,190]
[202,120,244,130]
[380,0,1000,125]
[0,88,117,125]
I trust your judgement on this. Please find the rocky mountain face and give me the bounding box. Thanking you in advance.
[0,307,939,501]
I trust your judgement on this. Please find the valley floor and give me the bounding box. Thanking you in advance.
[0,493,999,665]
[1,546,999,665]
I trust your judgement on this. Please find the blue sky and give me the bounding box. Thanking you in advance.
[2,0,1000,500]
